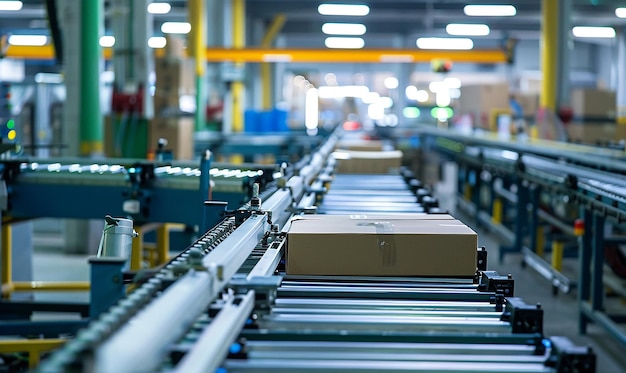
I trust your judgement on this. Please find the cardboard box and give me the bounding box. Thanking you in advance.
[155,58,195,95]
[336,139,384,151]
[566,123,615,144]
[571,88,616,118]
[287,214,478,277]
[163,35,186,59]
[458,83,510,128]
[149,117,194,160]
[334,150,402,174]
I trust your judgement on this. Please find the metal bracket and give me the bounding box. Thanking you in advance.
[546,336,596,373]
[229,275,282,314]
[478,271,515,296]
[500,297,543,334]
[222,209,272,227]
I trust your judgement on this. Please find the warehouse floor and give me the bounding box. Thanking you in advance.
[21,166,626,372]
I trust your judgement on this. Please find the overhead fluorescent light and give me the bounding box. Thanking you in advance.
[617,8,626,18]
[147,2,171,14]
[0,1,22,11]
[463,5,516,17]
[8,35,48,46]
[325,37,364,49]
[572,26,616,38]
[384,77,399,89]
[446,23,490,36]
[99,36,115,47]
[148,36,167,48]
[416,37,473,50]
[318,4,369,16]
[161,22,191,34]
[322,23,366,36]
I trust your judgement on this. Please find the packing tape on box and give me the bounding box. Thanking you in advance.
[357,221,396,267]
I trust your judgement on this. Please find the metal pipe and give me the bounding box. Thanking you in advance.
[11,281,90,291]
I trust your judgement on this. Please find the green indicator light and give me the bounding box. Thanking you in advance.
[6,119,14,129]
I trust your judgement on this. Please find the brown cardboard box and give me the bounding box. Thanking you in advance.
[513,93,539,117]
[334,150,402,174]
[458,83,510,127]
[155,58,195,95]
[566,123,616,144]
[163,35,186,59]
[336,139,384,151]
[149,117,194,160]
[287,214,477,276]
[571,88,616,118]
[153,92,180,115]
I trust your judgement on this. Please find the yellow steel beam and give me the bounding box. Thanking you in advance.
[261,14,287,110]
[204,47,508,64]
[7,45,508,64]
[0,339,66,369]
[535,226,545,257]
[1,225,11,299]
[131,226,144,271]
[541,0,558,111]
[491,198,503,224]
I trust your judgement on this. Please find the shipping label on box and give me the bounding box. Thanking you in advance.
[287,215,477,277]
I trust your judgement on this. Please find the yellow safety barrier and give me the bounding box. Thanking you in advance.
[0,339,66,369]
[551,240,564,272]
[535,226,545,257]
[491,198,503,224]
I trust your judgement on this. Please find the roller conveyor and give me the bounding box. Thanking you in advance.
[36,130,595,373]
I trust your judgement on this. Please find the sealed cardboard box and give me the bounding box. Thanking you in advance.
[287,215,477,277]
[458,83,510,128]
[149,117,194,160]
[334,150,402,174]
[571,88,616,118]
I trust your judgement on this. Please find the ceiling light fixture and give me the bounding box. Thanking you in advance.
[416,37,473,50]
[616,8,626,18]
[99,36,115,47]
[8,35,48,46]
[0,1,22,11]
[446,23,490,36]
[147,3,171,14]
[325,37,365,49]
[148,36,167,48]
[322,23,367,36]
[572,26,615,38]
[161,22,191,34]
[318,3,370,16]
[463,5,516,17]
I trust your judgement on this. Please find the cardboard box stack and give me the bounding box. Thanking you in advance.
[151,35,195,160]
[567,88,616,144]
[286,214,478,277]
[458,83,510,129]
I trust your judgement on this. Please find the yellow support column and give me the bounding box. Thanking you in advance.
[0,339,66,369]
[156,224,170,265]
[463,184,472,201]
[1,225,11,299]
[260,14,286,110]
[130,226,144,271]
[540,0,558,112]
[551,240,564,272]
[232,0,245,132]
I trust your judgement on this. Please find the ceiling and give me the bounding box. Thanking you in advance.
[1,0,626,48]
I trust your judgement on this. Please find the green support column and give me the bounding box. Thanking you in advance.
[190,0,207,131]
[79,0,103,155]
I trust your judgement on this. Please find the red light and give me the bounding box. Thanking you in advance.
[342,121,360,131]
